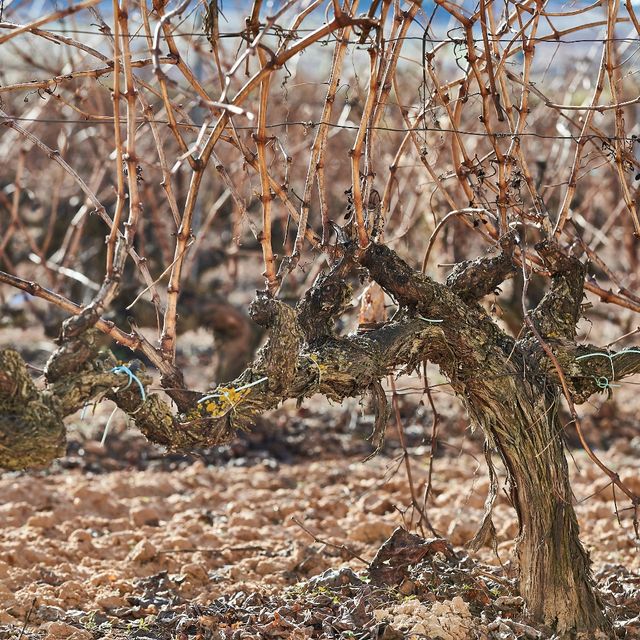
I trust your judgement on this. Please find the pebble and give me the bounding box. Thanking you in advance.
[129,506,160,527]
[127,539,157,563]
[180,562,209,583]
[95,592,127,609]
[43,621,92,640]
[26,512,56,529]
[350,519,395,543]
[254,558,282,576]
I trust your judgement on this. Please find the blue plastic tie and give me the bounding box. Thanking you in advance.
[110,365,146,402]
[575,348,640,393]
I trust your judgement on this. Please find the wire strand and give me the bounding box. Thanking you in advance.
[3,26,640,45]
[1,114,637,143]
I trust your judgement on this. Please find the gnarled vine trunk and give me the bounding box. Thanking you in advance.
[2,239,638,636]
[464,378,608,632]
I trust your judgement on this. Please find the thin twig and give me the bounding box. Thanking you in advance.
[291,516,370,565]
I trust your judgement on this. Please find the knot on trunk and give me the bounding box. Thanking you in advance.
[528,240,586,340]
[296,253,355,344]
[534,239,584,276]
[446,231,517,303]
[44,329,103,383]
[250,293,302,394]
[249,290,279,327]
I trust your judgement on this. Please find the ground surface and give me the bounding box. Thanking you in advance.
[0,328,638,639]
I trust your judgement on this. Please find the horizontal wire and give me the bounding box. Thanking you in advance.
[1,114,635,143]
[1,113,637,143]
[2,26,640,45]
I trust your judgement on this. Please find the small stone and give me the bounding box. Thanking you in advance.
[69,529,92,544]
[68,529,96,551]
[306,567,363,591]
[350,520,395,543]
[89,571,119,587]
[26,512,56,528]
[228,512,264,528]
[44,621,92,640]
[180,563,209,584]
[398,579,415,595]
[57,580,86,607]
[358,490,395,515]
[127,539,156,563]
[227,526,260,542]
[130,506,160,527]
[381,625,404,640]
[71,487,124,518]
[620,471,640,494]
[494,595,524,610]
[95,593,126,610]
[162,536,192,550]
[37,605,66,622]
[254,559,282,576]
[0,611,18,624]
